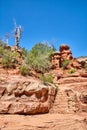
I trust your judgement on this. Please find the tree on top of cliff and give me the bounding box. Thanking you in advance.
[25,43,56,73]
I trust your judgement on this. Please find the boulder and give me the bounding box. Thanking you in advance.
[59,44,73,61]
[59,44,70,52]
[0,79,56,114]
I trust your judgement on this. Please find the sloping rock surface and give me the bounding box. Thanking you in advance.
[0,113,87,130]
[0,74,56,114]
[50,74,87,114]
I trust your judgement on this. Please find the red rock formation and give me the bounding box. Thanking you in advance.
[51,44,82,69]
[0,75,56,114]
[59,44,73,61]
[67,58,81,69]
[50,74,87,114]
[50,52,61,69]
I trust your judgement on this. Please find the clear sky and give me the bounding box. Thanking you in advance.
[0,0,87,57]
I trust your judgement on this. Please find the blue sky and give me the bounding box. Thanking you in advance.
[0,0,87,57]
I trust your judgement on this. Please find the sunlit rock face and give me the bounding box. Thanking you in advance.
[59,44,73,61]
[50,44,81,69]
[0,76,56,114]
[51,52,61,69]
[50,75,87,114]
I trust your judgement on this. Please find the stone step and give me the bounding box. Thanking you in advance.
[58,77,87,84]
[50,90,68,113]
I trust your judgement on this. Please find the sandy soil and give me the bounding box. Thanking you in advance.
[0,113,87,130]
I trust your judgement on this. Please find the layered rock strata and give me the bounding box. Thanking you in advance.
[51,44,81,69]
[0,75,56,114]
[59,44,73,61]
[50,74,87,114]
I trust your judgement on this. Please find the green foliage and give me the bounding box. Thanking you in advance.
[40,74,53,83]
[0,41,4,56]
[0,40,19,68]
[0,40,4,47]
[84,63,87,68]
[21,47,28,59]
[67,68,76,74]
[0,46,4,56]
[51,44,56,51]
[40,74,58,90]
[19,65,29,76]
[61,59,71,69]
[54,83,59,90]
[2,50,18,68]
[84,63,87,71]
[25,43,55,73]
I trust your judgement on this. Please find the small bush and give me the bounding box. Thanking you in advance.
[67,68,76,74]
[25,43,55,73]
[19,65,29,76]
[84,63,87,71]
[0,40,4,47]
[54,83,59,90]
[40,74,53,83]
[2,50,18,68]
[0,46,4,56]
[21,47,28,59]
[2,58,15,68]
[61,59,71,69]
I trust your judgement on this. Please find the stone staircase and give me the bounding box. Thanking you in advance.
[50,88,68,113]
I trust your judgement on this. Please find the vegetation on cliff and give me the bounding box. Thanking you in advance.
[0,41,55,76]
[25,43,55,73]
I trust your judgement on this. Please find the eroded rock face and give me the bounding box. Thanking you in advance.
[0,77,56,114]
[50,75,87,114]
[51,44,81,69]
[60,44,81,69]
[51,52,61,69]
[59,44,73,61]
[80,92,87,104]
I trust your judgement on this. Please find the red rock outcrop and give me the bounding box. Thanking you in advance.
[51,44,81,69]
[59,44,73,61]
[0,75,56,114]
[50,52,61,69]
[50,74,87,114]
[0,44,87,129]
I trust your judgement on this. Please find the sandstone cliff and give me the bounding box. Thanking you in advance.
[0,43,87,130]
[0,74,56,114]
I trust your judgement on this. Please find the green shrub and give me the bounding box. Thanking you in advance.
[40,74,53,83]
[67,68,76,74]
[0,40,4,47]
[54,83,59,90]
[2,58,15,68]
[21,47,28,59]
[2,50,18,68]
[0,40,5,57]
[25,43,55,73]
[61,59,71,69]
[84,63,87,71]
[19,65,29,76]
[0,46,4,56]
